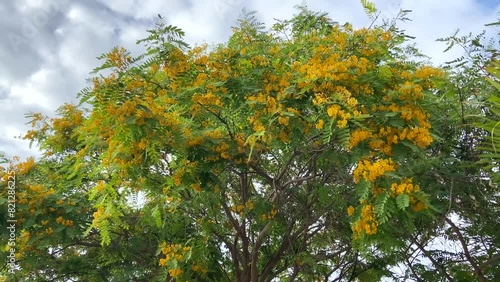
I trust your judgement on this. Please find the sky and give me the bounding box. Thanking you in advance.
[0,0,499,161]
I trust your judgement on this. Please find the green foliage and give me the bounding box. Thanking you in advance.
[395,23,500,282]
[360,0,378,19]
[2,7,498,282]
[477,58,500,183]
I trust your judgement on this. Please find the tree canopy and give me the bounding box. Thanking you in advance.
[1,5,499,282]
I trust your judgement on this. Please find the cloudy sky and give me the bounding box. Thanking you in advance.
[0,0,499,160]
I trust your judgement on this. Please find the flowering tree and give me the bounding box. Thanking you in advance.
[393,27,500,282]
[1,7,452,281]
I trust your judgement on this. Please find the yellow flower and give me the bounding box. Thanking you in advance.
[316,119,324,130]
[313,94,328,105]
[347,206,355,216]
[168,268,183,277]
[347,97,358,107]
[278,116,289,126]
[253,122,265,132]
[353,158,397,183]
[191,183,202,192]
[390,178,420,196]
[327,105,341,117]
[351,204,378,237]
[412,201,427,212]
[45,227,53,235]
[349,129,372,148]
[337,119,348,128]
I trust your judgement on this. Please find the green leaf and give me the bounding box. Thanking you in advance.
[374,192,390,219]
[396,194,410,210]
[378,65,392,80]
[54,224,66,233]
[360,0,378,17]
[64,204,76,213]
[152,206,162,228]
[400,140,420,152]
[356,179,371,200]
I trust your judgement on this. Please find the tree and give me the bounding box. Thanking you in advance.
[1,7,458,281]
[390,24,500,282]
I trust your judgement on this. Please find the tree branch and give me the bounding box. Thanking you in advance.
[409,235,455,282]
[444,217,487,282]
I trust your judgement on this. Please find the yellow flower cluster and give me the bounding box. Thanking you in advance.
[351,204,378,237]
[316,119,324,130]
[326,104,350,128]
[349,129,372,148]
[232,204,245,213]
[313,93,328,105]
[172,167,185,186]
[115,100,136,116]
[187,135,205,147]
[415,66,445,87]
[412,201,427,212]
[15,157,35,175]
[390,178,428,212]
[204,129,224,139]
[252,120,265,132]
[347,206,355,216]
[159,242,192,277]
[191,264,209,273]
[56,216,74,227]
[390,178,420,196]
[361,123,432,154]
[266,96,277,114]
[213,142,230,159]
[374,102,430,128]
[260,209,277,221]
[278,116,289,126]
[402,127,433,148]
[191,183,202,192]
[191,92,223,107]
[347,97,358,108]
[231,201,254,216]
[278,129,290,142]
[106,47,131,69]
[168,268,183,277]
[353,158,397,183]
[396,81,423,99]
[247,93,267,104]
[92,206,108,224]
[45,227,53,235]
[25,184,55,199]
[327,105,341,117]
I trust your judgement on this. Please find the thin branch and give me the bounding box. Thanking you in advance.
[444,217,487,282]
[276,149,300,182]
[410,235,455,282]
[197,101,235,140]
[251,221,273,282]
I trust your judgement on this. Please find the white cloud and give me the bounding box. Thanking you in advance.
[9,69,53,110]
